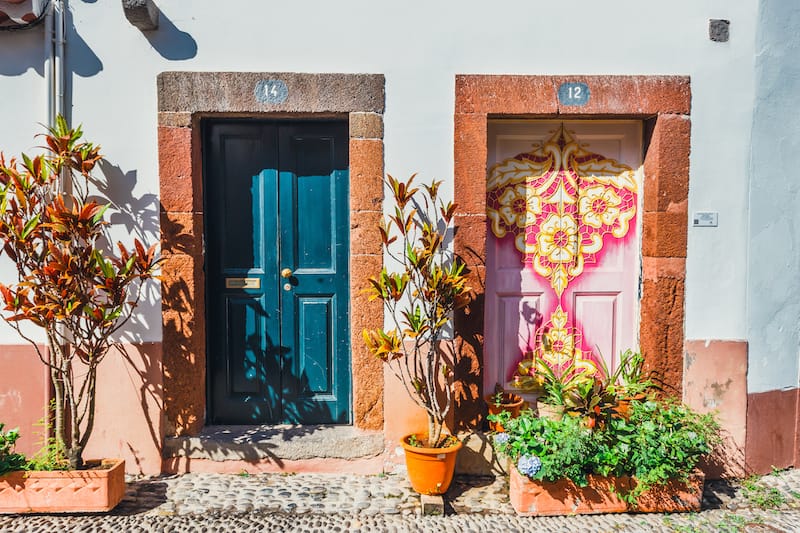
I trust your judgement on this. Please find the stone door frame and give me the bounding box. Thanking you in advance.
[452,75,691,427]
[157,72,386,436]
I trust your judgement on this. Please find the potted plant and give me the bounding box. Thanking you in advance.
[363,174,473,495]
[604,349,657,417]
[0,118,160,513]
[485,384,524,432]
[489,395,720,516]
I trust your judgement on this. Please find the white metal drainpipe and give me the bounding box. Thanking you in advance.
[45,0,67,188]
[53,0,65,126]
[44,0,69,437]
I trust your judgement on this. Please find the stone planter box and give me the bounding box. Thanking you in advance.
[509,466,704,516]
[0,459,125,514]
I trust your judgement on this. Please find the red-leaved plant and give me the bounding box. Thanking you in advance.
[363,174,473,448]
[0,117,160,469]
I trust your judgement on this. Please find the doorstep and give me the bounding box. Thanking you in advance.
[162,425,387,474]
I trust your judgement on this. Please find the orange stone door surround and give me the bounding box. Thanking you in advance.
[157,72,386,437]
[452,75,691,429]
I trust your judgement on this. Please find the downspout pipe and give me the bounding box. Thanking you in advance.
[46,0,67,193]
[44,1,53,128]
[44,0,65,130]
[44,0,69,446]
[53,0,65,127]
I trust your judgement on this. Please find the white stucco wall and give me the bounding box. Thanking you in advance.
[0,0,787,392]
[746,0,800,393]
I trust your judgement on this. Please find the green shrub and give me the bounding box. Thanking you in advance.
[489,398,720,501]
[0,423,27,475]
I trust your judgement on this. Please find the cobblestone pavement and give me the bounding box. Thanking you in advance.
[2,469,800,532]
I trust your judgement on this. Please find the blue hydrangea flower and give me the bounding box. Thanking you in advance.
[517,455,542,477]
[493,432,510,446]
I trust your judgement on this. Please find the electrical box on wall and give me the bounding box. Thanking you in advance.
[693,211,719,227]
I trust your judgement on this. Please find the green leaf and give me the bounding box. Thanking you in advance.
[20,214,39,239]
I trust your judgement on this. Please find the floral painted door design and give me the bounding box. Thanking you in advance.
[484,121,642,390]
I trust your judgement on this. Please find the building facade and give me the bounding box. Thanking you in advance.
[0,0,798,476]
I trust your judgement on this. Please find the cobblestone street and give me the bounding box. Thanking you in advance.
[2,469,800,531]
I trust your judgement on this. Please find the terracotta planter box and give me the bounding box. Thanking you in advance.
[509,466,705,516]
[510,467,628,516]
[0,459,125,514]
[632,470,705,513]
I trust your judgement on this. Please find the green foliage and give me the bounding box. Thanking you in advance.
[621,400,719,495]
[600,349,658,398]
[362,174,473,448]
[492,411,597,486]
[0,423,27,475]
[741,476,787,509]
[535,359,591,407]
[26,437,69,471]
[489,398,720,503]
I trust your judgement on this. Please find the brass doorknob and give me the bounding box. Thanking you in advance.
[281,268,293,279]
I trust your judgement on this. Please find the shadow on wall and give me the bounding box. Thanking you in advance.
[94,160,161,340]
[453,244,486,433]
[92,159,163,473]
[158,208,204,436]
[0,2,196,99]
[138,5,197,61]
[0,5,102,78]
[117,343,164,474]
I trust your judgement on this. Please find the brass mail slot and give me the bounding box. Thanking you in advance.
[225,277,261,289]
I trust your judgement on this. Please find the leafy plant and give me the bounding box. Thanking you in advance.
[490,410,597,486]
[602,349,657,399]
[363,174,473,448]
[489,398,720,503]
[0,117,161,469]
[536,358,591,407]
[491,390,504,407]
[741,476,787,509]
[597,399,720,501]
[564,373,617,428]
[0,423,27,475]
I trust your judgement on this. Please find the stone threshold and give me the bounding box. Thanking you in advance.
[163,425,385,462]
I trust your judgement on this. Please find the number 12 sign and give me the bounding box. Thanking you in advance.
[557,82,590,106]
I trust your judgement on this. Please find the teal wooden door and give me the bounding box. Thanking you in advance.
[204,120,350,425]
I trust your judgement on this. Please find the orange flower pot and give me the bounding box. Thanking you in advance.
[400,434,462,495]
[0,459,125,514]
[485,393,524,432]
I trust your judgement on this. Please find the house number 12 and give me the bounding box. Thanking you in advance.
[558,82,590,106]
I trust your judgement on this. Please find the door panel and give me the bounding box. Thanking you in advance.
[484,121,641,390]
[278,124,350,424]
[205,120,350,425]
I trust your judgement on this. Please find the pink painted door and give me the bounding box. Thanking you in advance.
[484,121,642,390]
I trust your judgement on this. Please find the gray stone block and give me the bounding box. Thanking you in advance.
[122,0,159,31]
[420,494,444,515]
[350,112,384,139]
[709,19,730,42]
[157,72,386,114]
[163,424,385,461]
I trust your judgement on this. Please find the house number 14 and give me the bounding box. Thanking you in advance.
[255,79,288,104]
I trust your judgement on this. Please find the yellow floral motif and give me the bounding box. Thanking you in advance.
[497,184,542,231]
[579,185,622,229]
[537,214,578,264]
[535,307,599,374]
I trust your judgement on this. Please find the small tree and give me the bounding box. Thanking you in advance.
[363,174,473,448]
[0,118,160,469]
